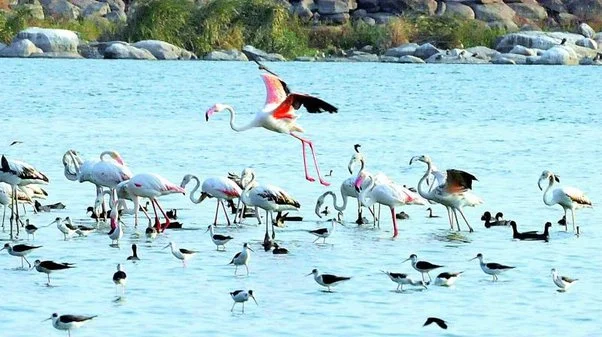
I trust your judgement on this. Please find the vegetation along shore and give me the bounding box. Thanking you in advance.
[1,0,601,65]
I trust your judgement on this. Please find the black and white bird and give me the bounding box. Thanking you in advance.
[272,242,289,254]
[426,207,439,218]
[163,241,197,267]
[127,244,140,261]
[423,317,448,330]
[48,217,75,240]
[205,224,233,250]
[44,312,96,337]
[229,243,253,276]
[34,259,75,286]
[24,219,38,240]
[470,253,514,281]
[1,243,41,268]
[145,223,158,241]
[230,289,258,313]
[432,271,463,286]
[112,263,127,295]
[307,268,351,292]
[307,219,336,243]
[403,254,444,282]
[551,268,578,291]
[382,271,427,292]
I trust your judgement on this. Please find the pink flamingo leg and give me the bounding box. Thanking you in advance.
[153,200,171,231]
[289,133,315,183]
[150,199,161,231]
[305,139,331,186]
[213,201,219,226]
[390,207,399,238]
[220,200,232,226]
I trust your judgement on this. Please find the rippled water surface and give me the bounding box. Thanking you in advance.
[1,59,601,337]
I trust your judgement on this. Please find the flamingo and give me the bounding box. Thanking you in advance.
[62,150,132,218]
[538,170,591,232]
[124,173,185,232]
[410,155,483,232]
[205,66,338,186]
[111,181,152,224]
[239,169,300,240]
[0,155,49,240]
[231,168,261,225]
[180,174,241,226]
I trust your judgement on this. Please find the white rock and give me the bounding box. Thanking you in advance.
[0,39,43,57]
[104,43,156,60]
[133,40,197,60]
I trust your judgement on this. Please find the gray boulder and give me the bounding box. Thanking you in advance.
[466,46,500,59]
[356,0,379,12]
[78,42,104,59]
[367,12,396,23]
[0,39,43,57]
[204,49,248,61]
[496,31,579,52]
[18,3,45,20]
[509,45,537,56]
[290,1,314,18]
[40,0,81,19]
[471,3,516,23]
[242,45,286,61]
[575,38,597,50]
[566,0,602,20]
[322,13,350,23]
[397,55,425,63]
[532,46,579,65]
[579,55,602,65]
[425,52,489,64]
[379,0,438,15]
[537,0,566,13]
[104,43,156,60]
[494,53,527,64]
[15,27,80,57]
[384,43,419,57]
[82,2,110,18]
[594,32,602,45]
[0,42,6,52]
[508,2,547,21]
[443,2,475,20]
[104,10,126,22]
[295,56,317,62]
[99,0,126,12]
[316,0,349,14]
[577,22,595,38]
[491,57,516,64]
[133,40,197,60]
[414,43,440,59]
[348,51,379,62]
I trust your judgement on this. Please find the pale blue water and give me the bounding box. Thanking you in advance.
[1,59,601,336]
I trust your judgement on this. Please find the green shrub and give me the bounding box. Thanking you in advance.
[0,6,32,44]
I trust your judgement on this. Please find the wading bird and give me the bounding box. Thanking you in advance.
[550,268,578,291]
[470,253,514,281]
[230,290,258,313]
[44,313,96,337]
[180,174,241,226]
[538,170,591,232]
[34,259,75,286]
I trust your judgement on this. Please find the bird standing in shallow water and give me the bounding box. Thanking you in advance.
[551,268,578,291]
[381,271,427,292]
[113,263,127,295]
[307,218,337,243]
[44,312,96,337]
[230,290,258,313]
[164,242,197,267]
[24,219,38,240]
[1,243,41,269]
[34,259,75,286]
[403,254,444,282]
[307,268,351,292]
[229,243,253,275]
[538,170,591,232]
[127,244,140,261]
[433,272,463,286]
[470,253,514,281]
[205,224,233,251]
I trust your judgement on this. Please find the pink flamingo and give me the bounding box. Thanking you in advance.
[123,173,185,232]
[180,174,242,226]
[205,69,338,186]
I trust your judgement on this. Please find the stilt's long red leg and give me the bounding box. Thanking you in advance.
[290,133,315,183]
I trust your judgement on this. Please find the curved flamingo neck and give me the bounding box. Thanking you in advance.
[417,161,433,200]
[187,175,202,204]
[326,190,348,212]
[358,176,376,208]
[224,106,256,132]
[241,173,257,204]
[542,179,555,206]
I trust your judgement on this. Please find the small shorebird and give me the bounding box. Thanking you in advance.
[44,312,96,337]
[229,243,253,275]
[164,242,197,267]
[25,219,38,240]
[307,219,336,243]
[145,223,157,241]
[127,244,140,261]
[551,268,578,291]
[403,254,444,282]
[470,253,514,281]
[112,263,127,295]
[423,317,448,330]
[1,243,41,268]
[34,259,75,286]
[205,224,233,250]
[307,268,351,292]
[272,242,289,254]
[230,290,258,313]
[433,272,463,286]
[50,217,75,240]
[381,271,427,292]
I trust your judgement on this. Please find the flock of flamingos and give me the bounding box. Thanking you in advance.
[0,61,594,335]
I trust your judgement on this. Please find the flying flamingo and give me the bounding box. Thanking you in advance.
[239,169,300,240]
[0,155,49,240]
[124,173,185,232]
[538,170,591,232]
[180,174,242,226]
[62,150,132,218]
[409,155,482,232]
[354,173,427,238]
[205,65,338,186]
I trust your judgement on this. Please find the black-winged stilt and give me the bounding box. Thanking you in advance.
[44,312,96,337]
[34,259,75,285]
[403,254,444,282]
[470,253,514,281]
[1,243,41,268]
[230,290,258,313]
[381,271,427,291]
[112,263,127,295]
[127,244,140,261]
[229,243,253,275]
[307,219,336,243]
[551,268,578,291]
[433,272,463,286]
[307,268,351,292]
[205,224,233,250]
[163,242,197,267]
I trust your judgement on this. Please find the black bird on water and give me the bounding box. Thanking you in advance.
[423,317,448,329]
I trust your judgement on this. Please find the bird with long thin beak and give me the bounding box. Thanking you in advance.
[230,289,258,313]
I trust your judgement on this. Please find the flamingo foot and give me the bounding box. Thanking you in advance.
[319,179,330,186]
[305,175,316,183]
[162,218,171,232]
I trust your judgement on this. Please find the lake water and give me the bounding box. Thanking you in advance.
[1,59,601,337]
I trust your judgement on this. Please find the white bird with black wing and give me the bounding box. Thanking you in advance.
[1,243,41,269]
[551,268,578,291]
[34,259,75,285]
[230,289,258,313]
[538,170,591,232]
[229,243,253,276]
[381,271,427,292]
[307,268,351,292]
[163,241,197,267]
[470,253,514,281]
[205,224,233,250]
[44,312,96,337]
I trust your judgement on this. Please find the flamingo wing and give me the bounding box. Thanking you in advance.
[262,73,289,112]
[562,186,592,206]
[445,169,477,193]
[287,93,338,114]
[258,185,300,208]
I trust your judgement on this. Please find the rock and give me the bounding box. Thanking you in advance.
[594,32,602,45]
[352,8,367,17]
[0,42,6,52]
[18,3,45,20]
[367,12,396,23]
[39,0,81,19]
[361,16,376,25]
[520,23,542,31]
[566,0,602,20]
[537,0,565,13]
[99,0,125,12]
[379,55,399,62]
[579,55,602,65]
[78,42,103,59]
[14,27,79,57]
[425,51,489,64]
[242,45,286,61]
[104,10,126,22]
[487,20,519,31]
[0,39,43,57]
[466,46,500,59]
[414,42,440,59]
[133,40,196,60]
[290,1,313,18]
[494,52,527,64]
[509,44,537,56]
[491,57,516,64]
[360,45,373,53]
[577,22,595,38]
[204,49,248,61]
[508,2,546,20]
[81,1,110,18]
[443,2,475,20]
[379,0,438,15]
[316,0,349,14]
[103,42,156,60]
[321,12,350,23]
[323,56,353,62]
[575,38,597,50]
[533,45,578,65]
[384,42,419,57]
[496,31,578,52]
[356,0,379,12]
[471,3,516,23]
[348,50,379,62]
[557,13,578,26]
[397,55,425,63]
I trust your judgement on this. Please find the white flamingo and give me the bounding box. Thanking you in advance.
[205,65,337,186]
[180,174,241,226]
[410,155,482,232]
[0,155,49,240]
[239,169,300,240]
[538,170,591,232]
[124,173,185,232]
[355,173,427,238]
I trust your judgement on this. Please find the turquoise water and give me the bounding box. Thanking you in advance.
[1,59,601,336]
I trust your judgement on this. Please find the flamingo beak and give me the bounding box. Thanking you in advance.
[205,106,216,121]
[537,178,543,191]
[409,156,418,165]
[347,161,353,175]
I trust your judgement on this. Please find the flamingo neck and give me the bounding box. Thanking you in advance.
[224,106,255,132]
[327,191,348,212]
[241,173,257,204]
[187,175,202,204]
[542,179,555,206]
[358,176,376,208]
[417,161,433,199]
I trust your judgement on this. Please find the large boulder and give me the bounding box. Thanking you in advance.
[594,32,602,45]
[425,52,489,64]
[242,45,286,61]
[397,55,425,63]
[0,39,43,57]
[494,52,527,64]
[508,2,547,21]
[414,42,440,59]
[384,43,419,57]
[348,50,379,62]
[496,31,581,52]
[99,0,125,12]
[78,42,104,58]
[442,2,475,20]
[470,3,515,23]
[133,40,197,60]
[466,46,500,59]
[356,0,379,12]
[204,49,248,61]
[321,13,350,23]
[566,0,602,20]
[509,45,537,56]
[577,22,595,38]
[14,27,80,57]
[537,0,566,13]
[315,0,349,14]
[531,46,579,65]
[18,2,45,20]
[39,0,81,19]
[103,42,156,60]
[290,1,314,18]
[379,0,438,15]
[575,38,597,50]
